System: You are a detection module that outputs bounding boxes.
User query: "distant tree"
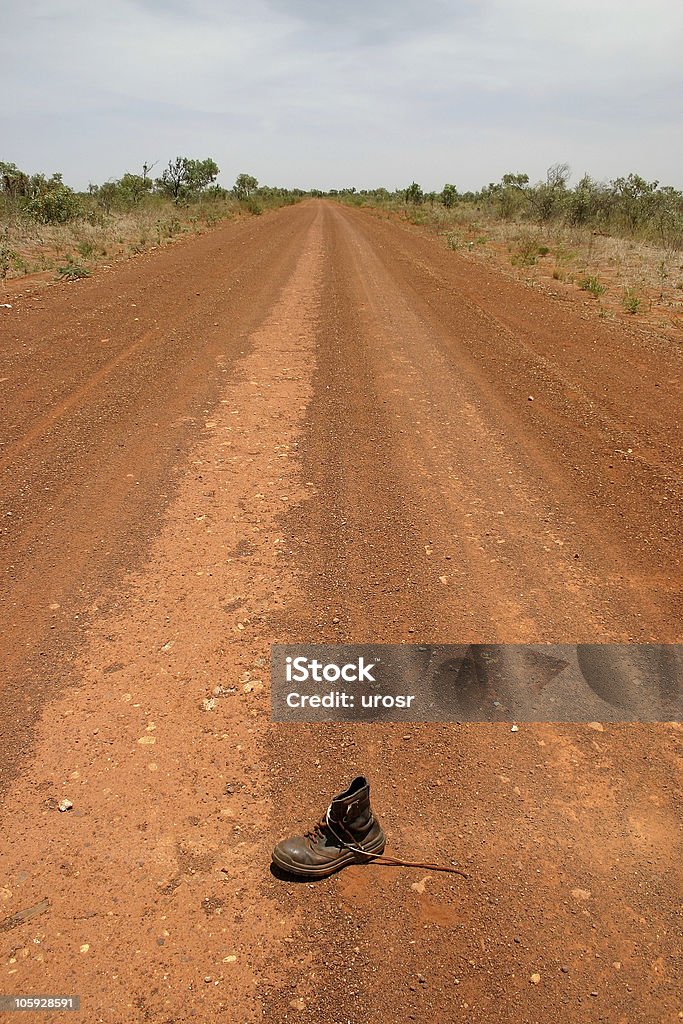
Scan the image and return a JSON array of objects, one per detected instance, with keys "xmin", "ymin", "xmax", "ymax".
[
  {"xmin": 441, "ymin": 183, "xmax": 458, "ymax": 208},
  {"xmin": 405, "ymin": 181, "xmax": 423, "ymax": 204},
  {"xmin": 501, "ymin": 172, "xmax": 530, "ymax": 191},
  {"xmin": 93, "ymin": 180, "xmax": 119, "ymax": 214},
  {"xmin": 118, "ymin": 172, "xmax": 153, "ymax": 205},
  {"xmin": 184, "ymin": 158, "xmax": 219, "ymax": 193},
  {"xmin": 495, "ymin": 172, "xmax": 530, "ymax": 218},
  {"xmin": 234, "ymin": 173, "xmax": 259, "ymax": 200},
  {"xmin": 546, "ymin": 162, "xmax": 570, "ymax": 190},
  {"xmin": 157, "ymin": 158, "xmax": 186, "ymax": 202},
  {"xmin": 156, "ymin": 157, "xmax": 219, "ymax": 203},
  {"xmin": 0, "ymin": 161, "xmax": 31, "ymax": 200},
  {"xmin": 529, "ymin": 163, "xmax": 571, "ymax": 221}
]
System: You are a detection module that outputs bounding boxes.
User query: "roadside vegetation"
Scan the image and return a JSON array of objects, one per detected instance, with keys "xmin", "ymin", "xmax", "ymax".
[
  {"xmin": 0, "ymin": 157, "xmax": 304, "ymax": 284},
  {"xmin": 323, "ymin": 167, "xmax": 683, "ymax": 334}
]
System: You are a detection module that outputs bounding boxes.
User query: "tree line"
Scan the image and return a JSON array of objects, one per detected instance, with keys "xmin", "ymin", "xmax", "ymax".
[
  {"xmin": 0, "ymin": 158, "xmax": 304, "ymax": 224},
  {"xmin": 3, "ymin": 156, "xmax": 682, "ymax": 249},
  {"xmin": 322, "ymin": 165, "xmax": 683, "ymax": 249}
]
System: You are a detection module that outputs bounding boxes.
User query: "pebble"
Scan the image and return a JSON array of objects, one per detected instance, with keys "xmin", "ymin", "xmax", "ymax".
[
  {"xmin": 511, "ymin": 725, "xmax": 519, "ymax": 733},
  {"xmin": 530, "ymin": 973, "xmax": 541, "ymax": 985},
  {"xmin": 58, "ymin": 799, "xmax": 73, "ymax": 812}
]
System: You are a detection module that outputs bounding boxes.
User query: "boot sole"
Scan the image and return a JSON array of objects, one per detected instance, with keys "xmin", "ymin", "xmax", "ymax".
[{"xmin": 271, "ymin": 833, "xmax": 386, "ymax": 879}]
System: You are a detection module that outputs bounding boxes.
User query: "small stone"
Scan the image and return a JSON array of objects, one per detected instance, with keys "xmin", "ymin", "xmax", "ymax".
[
  {"xmin": 289, "ymin": 998, "xmax": 305, "ymax": 1010},
  {"xmin": 511, "ymin": 724, "xmax": 519, "ymax": 732},
  {"xmin": 80, "ymin": 944, "xmax": 90, "ymax": 953},
  {"xmin": 58, "ymin": 799, "xmax": 73, "ymax": 812},
  {"xmin": 204, "ymin": 976, "xmax": 212, "ymax": 984},
  {"xmin": 528, "ymin": 395, "xmax": 534, "ymax": 401},
  {"xmin": 530, "ymin": 973, "xmax": 541, "ymax": 985},
  {"xmin": 561, "ymin": 965, "xmax": 570, "ymax": 974},
  {"xmin": 223, "ymin": 955, "xmax": 237, "ymax": 963},
  {"xmin": 201, "ymin": 698, "xmax": 217, "ymax": 711}
]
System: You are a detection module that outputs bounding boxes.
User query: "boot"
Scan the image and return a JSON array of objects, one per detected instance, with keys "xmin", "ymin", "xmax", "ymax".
[{"xmin": 271, "ymin": 776, "xmax": 386, "ymax": 878}]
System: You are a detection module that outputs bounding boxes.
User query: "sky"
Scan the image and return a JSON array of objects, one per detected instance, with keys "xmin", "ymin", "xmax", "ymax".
[{"xmin": 2, "ymin": 0, "xmax": 683, "ymax": 192}]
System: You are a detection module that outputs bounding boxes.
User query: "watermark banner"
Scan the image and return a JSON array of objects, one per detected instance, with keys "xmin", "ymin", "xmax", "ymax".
[{"xmin": 271, "ymin": 644, "xmax": 682, "ymax": 722}]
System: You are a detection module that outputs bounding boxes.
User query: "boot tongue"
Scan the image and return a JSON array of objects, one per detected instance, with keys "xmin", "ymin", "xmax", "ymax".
[{"xmin": 327, "ymin": 800, "xmax": 346, "ymax": 825}]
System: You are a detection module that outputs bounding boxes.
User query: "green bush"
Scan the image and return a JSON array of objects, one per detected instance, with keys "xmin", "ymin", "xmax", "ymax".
[
  {"xmin": 244, "ymin": 197, "xmax": 263, "ymax": 215},
  {"xmin": 622, "ymin": 287, "xmax": 641, "ymax": 314},
  {"xmin": 58, "ymin": 262, "xmax": 90, "ymax": 280},
  {"xmin": 27, "ymin": 185, "xmax": 80, "ymax": 224},
  {"xmin": 578, "ymin": 275, "xmax": 606, "ymax": 297}
]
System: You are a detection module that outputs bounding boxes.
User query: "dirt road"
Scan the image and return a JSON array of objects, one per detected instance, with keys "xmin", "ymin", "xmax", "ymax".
[{"xmin": 0, "ymin": 201, "xmax": 680, "ymax": 1023}]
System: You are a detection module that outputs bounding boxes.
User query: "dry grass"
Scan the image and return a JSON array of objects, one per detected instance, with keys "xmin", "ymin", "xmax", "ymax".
[
  {"xmin": 368, "ymin": 201, "xmax": 683, "ymax": 341},
  {"xmin": 0, "ymin": 197, "xmax": 246, "ymax": 285}
]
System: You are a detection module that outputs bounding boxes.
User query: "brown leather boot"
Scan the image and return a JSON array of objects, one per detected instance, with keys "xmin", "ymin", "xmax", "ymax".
[{"xmin": 271, "ymin": 776, "xmax": 386, "ymax": 878}]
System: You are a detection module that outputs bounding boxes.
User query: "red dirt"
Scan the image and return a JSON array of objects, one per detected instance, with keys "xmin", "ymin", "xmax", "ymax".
[{"xmin": 0, "ymin": 201, "xmax": 680, "ymax": 1024}]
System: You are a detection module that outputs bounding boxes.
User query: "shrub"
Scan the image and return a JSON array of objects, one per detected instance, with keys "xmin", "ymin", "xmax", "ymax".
[
  {"xmin": 1, "ymin": 238, "xmax": 17, "ymax": 280},
  {"xmin": 244, "ymin": 197, "xmax": 263, "ymax": 215},
  {"xmin": 578, "ymin": 275, "xmax": 606, "ymax": 297},
  {"xmin": 512, "ymin": 233, "xmax": 542, "ymax": 266},
  {"xmin": 622, "ymin": 287, "xmax": 641, "ymax": 314},
  {"xmin": 27, "ymin": 184, "xmax": 80, "ymax": 224},
  {"xmin": 58, "ymin": 262, "xmax": 90, "ymax": 280},
  {"xmin": 445, "ymin": 232, "xmax": 459, "ymax": 250},
  {"xmin": 77, "ymin": 240, "xmax": 96, "ymax": 260}
]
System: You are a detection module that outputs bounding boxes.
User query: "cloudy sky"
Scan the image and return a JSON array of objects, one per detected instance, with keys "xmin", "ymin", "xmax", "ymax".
[{"xmin": 2, "ymin": 0, "xmax": 682, "ymax": 192}]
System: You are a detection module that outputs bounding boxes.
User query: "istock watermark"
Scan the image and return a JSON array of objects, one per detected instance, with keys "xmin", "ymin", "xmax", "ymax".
[{"xmin": 271, "ymin": 644, "xmax": 682, "ymax": 723}]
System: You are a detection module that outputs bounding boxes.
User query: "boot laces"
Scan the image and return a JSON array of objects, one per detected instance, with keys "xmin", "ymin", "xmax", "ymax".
[
  {"xmin": 304, "ymin": 811, "xmax": 335, "ymax": 844},
  {"xmin": 324, "ymin": 806, "xmax": 469, "ymax": 878},
  {"xmin": 305, "ymin": 804, "xmax": 349, "ymax": 848}
]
